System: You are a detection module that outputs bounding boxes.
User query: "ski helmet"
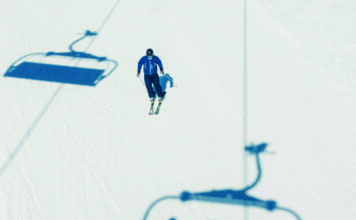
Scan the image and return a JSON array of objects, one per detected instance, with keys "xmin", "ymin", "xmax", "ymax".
[{"xmin": 146, "ymin": 48, "xmax": 154, "ymax": 56}]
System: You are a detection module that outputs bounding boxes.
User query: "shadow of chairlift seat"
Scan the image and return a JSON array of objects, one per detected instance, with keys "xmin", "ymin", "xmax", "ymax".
[
  {"xmin": 143, "ymin": 143, "xmax": 302, "ymax": 220},
  {"xmin": 4, "ymin": 30, "xmax": 118, "ymax": 86},
  {"xmin": 179, "ymin": 143, "xmax": 276, "ymax": 210}
]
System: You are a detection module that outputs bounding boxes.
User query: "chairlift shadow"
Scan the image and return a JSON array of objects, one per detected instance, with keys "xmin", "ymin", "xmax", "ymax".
[
  {"xmin": 143, "ymin": 143, "xmax": 301, "ymax": 220},
  {"xmin": 4, "ymin": 30, "xmax": 118, "ymax": 86}
]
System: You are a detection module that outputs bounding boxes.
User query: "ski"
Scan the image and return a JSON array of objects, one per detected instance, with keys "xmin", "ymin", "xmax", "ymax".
[
  {"xmin": 148, "ymin": 96, "xmax": 157, "ymax": 115},
  {"xmin": 149, "ymin": 102, "xmax": 155, "ymax": 115},
  {"xmin": 154, "ymin": 96, "xmax": 165, "ymax": 114},
  {"xmin": 154, "ymin": 102, "xmax": 162, "ymax": 114}
]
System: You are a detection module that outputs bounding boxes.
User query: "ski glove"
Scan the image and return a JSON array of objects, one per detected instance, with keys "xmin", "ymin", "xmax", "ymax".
[
  {"xmin": 160, "ymin": 68, "xmax": 164, "ymax": 75},
  {"xmin": 137, "ymin": 70, "xmax": 140, "ymax": 77}
]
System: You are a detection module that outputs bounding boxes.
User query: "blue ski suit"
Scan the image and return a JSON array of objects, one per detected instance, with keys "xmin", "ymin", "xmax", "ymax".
[
  {"xmin": 138, "ymin": 55, "xmax": 165, "ymax": 98},
  {"xmin": 138, "ymin": 56, "xmax": 163, "ymax": 75}
]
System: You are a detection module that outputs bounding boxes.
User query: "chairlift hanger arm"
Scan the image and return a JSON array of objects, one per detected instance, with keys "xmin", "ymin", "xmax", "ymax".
[
  {"xmin": 45, "ymin": 30, "xmax": 106, "ymax": 62},
  {"xmin": 241, "ymin": 142, "xmax": 268, "ymax": 191},
  {"xmin": 69, "ymin": 30, "xmax": 97, "ymax": 53}
]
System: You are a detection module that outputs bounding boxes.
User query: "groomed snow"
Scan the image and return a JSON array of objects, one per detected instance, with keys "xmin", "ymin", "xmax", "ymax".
[{"xmin": 0, "ymin": 0, "xmax": 355, "ymax": 219}]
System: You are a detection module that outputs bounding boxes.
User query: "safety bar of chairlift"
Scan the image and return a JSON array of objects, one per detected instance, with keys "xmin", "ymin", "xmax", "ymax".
[{"xmin": 93, "ymin": 58, "xmax": 118, "ymax": 84}]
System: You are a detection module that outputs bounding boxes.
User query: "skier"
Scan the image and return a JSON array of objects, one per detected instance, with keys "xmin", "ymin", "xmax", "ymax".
[
  {"xmin": 137, "ymin": 48, "xmax": 166, "ymax": 114},
  {"xmin": 137, "ymin": 48, "xmax": 166, "ymax": 100}
]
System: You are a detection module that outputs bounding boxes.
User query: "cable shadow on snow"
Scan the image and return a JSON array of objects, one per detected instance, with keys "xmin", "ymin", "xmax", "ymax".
[{"xmin": 0, "ymin": 85, "xmax": 63, "ymax": 177}]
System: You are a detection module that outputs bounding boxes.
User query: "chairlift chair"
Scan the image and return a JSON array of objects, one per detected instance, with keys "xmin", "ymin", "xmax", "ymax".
[{"xmin": 4, "ymin": 30, "xmax": 118, "ymax": 86}]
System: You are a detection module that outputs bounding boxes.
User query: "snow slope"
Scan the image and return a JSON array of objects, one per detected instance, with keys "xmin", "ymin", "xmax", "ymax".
[{"xmin": 0, "ymin": 0, "xmax": 355, "ymax": 219}]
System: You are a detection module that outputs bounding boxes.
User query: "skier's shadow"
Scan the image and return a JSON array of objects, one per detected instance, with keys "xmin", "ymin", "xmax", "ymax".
[{"xmin": 153, "ymin": 73, "xmax": 174, "ymax": 94}]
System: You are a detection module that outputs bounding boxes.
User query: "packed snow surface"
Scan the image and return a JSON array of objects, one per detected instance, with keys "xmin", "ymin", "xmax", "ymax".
[{"xmin": 0, "ymin": 0, "xmax": 355, "ymax": 219}]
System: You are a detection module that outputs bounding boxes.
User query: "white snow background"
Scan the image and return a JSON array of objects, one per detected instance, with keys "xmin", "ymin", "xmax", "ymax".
[{"xmin": 0, "ymin": 0, "xmax": 355, "ymax": 219}]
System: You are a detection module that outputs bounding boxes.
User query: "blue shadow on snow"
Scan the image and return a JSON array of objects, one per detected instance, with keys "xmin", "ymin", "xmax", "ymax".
[
  {"xmin": 4, "ymin": 30, "xmax": 118, "ymax": 86},
  {"xmin": 153, "ymin": 73, "xmax": 174, "ymax": 93},
  {"xmin": 143, "ymin": 143, "xmax": 302, "ymax": 220}
]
